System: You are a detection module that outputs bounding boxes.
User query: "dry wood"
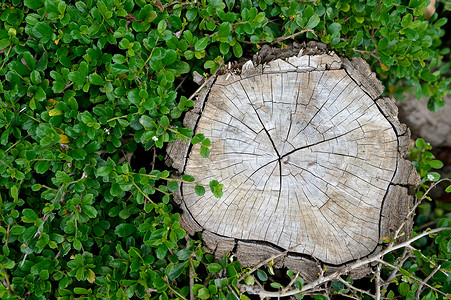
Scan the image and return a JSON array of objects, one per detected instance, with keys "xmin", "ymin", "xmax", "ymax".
[{"xmin": 166, "ymin": 44, "xmax": 419, "ymax": 277}]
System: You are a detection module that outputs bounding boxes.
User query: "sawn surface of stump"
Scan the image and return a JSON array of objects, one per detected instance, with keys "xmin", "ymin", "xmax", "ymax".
[{"xmin": 166, "ymin": 46, "xmax": 419, "ymax": 277}]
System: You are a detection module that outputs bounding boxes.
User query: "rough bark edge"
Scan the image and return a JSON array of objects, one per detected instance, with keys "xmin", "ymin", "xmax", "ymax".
[
  {"xmin": 164, "ymin": 78, "xmax": 215, "ymax": 172},
  {"xmin": 166, "ymin": 42, "xmax": 420, "ymax": 278},
  {"xmin": 380, "ymin": 185, "xmax": 415, "ymax": 243}
]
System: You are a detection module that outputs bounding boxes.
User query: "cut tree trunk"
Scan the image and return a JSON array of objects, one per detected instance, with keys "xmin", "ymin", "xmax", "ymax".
[{"xmin": 166, "ymin": 44, "xmax": 420, "ymax": 280}]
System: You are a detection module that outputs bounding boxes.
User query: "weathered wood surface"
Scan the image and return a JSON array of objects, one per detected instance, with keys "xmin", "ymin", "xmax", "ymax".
[{"xmin": 166, "ymin": 44, "xmax": 419, "ymax": 277}]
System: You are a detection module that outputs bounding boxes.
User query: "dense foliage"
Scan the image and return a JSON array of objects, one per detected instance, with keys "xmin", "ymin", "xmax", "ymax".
[{"xmin": 0, "ymin": 0, "xmax": 450, "ymax": 299}]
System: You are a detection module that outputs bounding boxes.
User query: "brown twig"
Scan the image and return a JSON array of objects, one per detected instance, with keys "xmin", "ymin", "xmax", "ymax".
[
  {"xmin": 271, "ymin": 29, "xmax": 318, "ymax": 45},
  {"xmin": 378, "ymin": 259, "xmax": 449, "ymax": 298},
  {"xmin": 380, "ymin": 247, "xmax": 411, "ymax": 296},
  {"xmin": 375, "ymin": 263, "xmax": 381, "ymax": 300},
  {"xmin": 338, "ymin": 277, "xmax": 375, "ymax": 299},
  {"xmin": 151, "ymin": 147, "xmax": 157, "ymax": 172},
  {"xmin": 187, "ymin": 60, "xmax": 223, "ymax": 101},
  {"xmin": 416, "ymin": 264, "xmax": 442, "ymax": 299},
  {"xmin": 390, "ymin": 178, "xmax": 451, "ymax": 248},
  {"xmin": 245, "ymin": 226, "xmax": 451, "ymax": 298}
]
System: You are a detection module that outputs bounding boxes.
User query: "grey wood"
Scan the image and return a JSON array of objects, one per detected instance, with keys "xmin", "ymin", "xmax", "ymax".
[{"xmin": 166, "ymin": 46, "xmax": 419, "ymax": 276}]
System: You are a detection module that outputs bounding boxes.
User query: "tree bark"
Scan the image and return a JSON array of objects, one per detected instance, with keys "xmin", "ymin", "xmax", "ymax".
[{"xmin": 166, "ymin": 44, "xmax": 419, "ymax": 279}]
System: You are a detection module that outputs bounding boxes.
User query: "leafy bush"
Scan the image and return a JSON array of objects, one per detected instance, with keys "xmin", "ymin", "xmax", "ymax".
[{"xmin": 0, "ymin": 0, "xmax": 450, "ymax": 299}]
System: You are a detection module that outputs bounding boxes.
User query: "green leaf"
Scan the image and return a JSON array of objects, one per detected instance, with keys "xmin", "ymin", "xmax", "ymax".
[
  {"xmin": 168, "ymin": 15, "xmax": 182, "ymax": 30},
  {"xmin": 0, "ymin": 38, "xmax": 10, "ymax": 51},
  {"xmin": 445, "ymin": 185, "xmax": 451, "ymax": 193},
  {"xmin": 35, "ymin": 160, "xmax": 51, "ymax": 174},
  {"xmin": 429, "ymin": 160, "xmax": 443, "ymax": 169},
  {"xmin": 74, "ymin": 287, "xmax": 91, "ymax": 295},
  {"xmin": 233, "ymin": 42, "xmax": 243, "ymax": 58},
  {"xmin": 200, "ymin": 146, "xmax": 210, "ymax": 158},
  {"xmin": 306, "ymin": 14, "xmax": 320, "ymax": 29},
  {"xmin": 256, "ymin": 270, "xmax": 268, "ymax": 281},
  {"xmin": 112, "ymin": 64, "xmax": 129, "ymax": 75},
  {"xmin": 55, "ymin": 171, "xmax": 71, "ymax": 183},
  {"xmin": 197, "ymin": 287, "xmax": 210, "ymax": 299},
  {"xmin": 115, "ymin": 223, "xmax": 136, "ymax": 237},
  {"xmin": 156, "ymin": 244, "xmax": 168, "ymax": 259},
  {"xmin": 89, "ymin": 73, "xmax": 104, "ymax": 85},
  {"xmin": 23, "ymin": 52, "xmax": 36, "ymax": 70},
  {"xmin": 421, "ymin": 290, "xmax": 436, "ymax": 300},
  {"xmin": 377, "ymin": 38, "xmax": 389, "ymax": 51},
  {"xmin": 218, "ymin": 22, "xmax": 232, "ymax": 37},
  {"xmin": 270, "ymin": 282, "xmax": 282, "ymax": 289},
  {"xmin": 39, "ymin": 269, "xmax": 49, "ymax": 280},
  {"xmin": 140, "ymin": 115, "xmax": 153, "ymax": 128},
  {"xmin": 11, "ymin": 185, "xmax": 18, "ymax": 201},
  {"xmin": 192, "ymin": 133, "xmax": 205, "ymax": 144},
  {"xmin": 82, "ymin": 205, "xmax": 98, "ymax": 218},
  {"xmin": 415, "ymin": 138, "xmax": 427, "ymax": 150},
  {"xmin": 328, "ymin": 22, "xmax": 341, "ymax": 34},
  {"xmin": 195, "ymin": 37, "xmax": 209, "ymax": 51},
  {"xmin": 167, "ymin": 262, "xmax": 186, "ymax": 280},
  {"xmin": 398, "ymin": 282, "xmax": 410, "ymax": 296},
  {"xmin": 182, "ymin": 174, "xmax": 195, "ymax": 182},
  {"xmin": 207, "ymin": 263, "xmax": 223, "ymax": 273},
  {"xmin": 69, "ymin": 71, "xmax": 86, "ymax": 85},
  {"xmin": 195, "ymin": 185, "xmax": 205, "ymax": 196},
  {"xmin": 168, "ymin": 181, "xmax": 179, "ymax": 192},
  {"xmin": 10, "ymin": 225, "xmax": 26, "ymax": 235},
  {"xmin": 22, "ymin": 209, "xmax": 38, "ymax": 222},
  {"xmin": 426, "ymin": 172, "xmax": 440, "ymax": 181},
  {"xmin": 209, "ymin": 180, "xmax": 223, "ymax": 198},
  {"xmin": 420, "ymin": 69, "xmax": 438, "ymax": 82},
  {"xmin": 24, "ymin": 0, "xmax": 44, "ymax": 9},
  {"xmin": 32, "ymin": 22, "xmax": 53, "ymax": 43},
  {"xmin": 97, "ymin": 166, "xmax": 113, "ymax": 177},
  {"xmin": 244, "ymin": 275, "xmax": 255, "ymax": 285},
  {"xmin": 160, "ymin": 115, "xmax": 169, "ymax": 127}
]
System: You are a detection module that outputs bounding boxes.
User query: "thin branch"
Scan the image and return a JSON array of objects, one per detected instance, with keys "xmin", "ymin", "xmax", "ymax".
[
  {"xmin": 338, "ymin": 277, "xmax": 375, "ymax": 299},
  {"xmin": 271, "ymin": 29, "xmax": 318, "ymax": 45},
  {"xmin": 281, "ymin": 272, "xmax": 300, "ymax": 294},
  {"xmin": 227, "ymin": 285, "xmax": 240, "ymax": 300},
  {"xmin": 416, "ymin": 264, "xmax": 442, "ymax": 299},
  {"xmin": 380, "ymin": 247, "xmax": 411, "ymax": 296},
  {"xmin": 187, "ymin": 59, "xmax": 223, "ymax": 101},
  {"xmin": 391, "ymin": 178, "xmax": 451, "ymax": 247},
  {"xmin": 238, "ymin": 243, "xmax": 309, "ymax": 283},
  {"xmin": 378, "ymin": 259, "xmax": 449, "ymax": 298},
  {"xmin": 375, "ymin": 263, "xmax": 381, "ymax": 300},
  {"xmin": 247, "ymin": 227, "xmax": 451, "ymax": 298}
]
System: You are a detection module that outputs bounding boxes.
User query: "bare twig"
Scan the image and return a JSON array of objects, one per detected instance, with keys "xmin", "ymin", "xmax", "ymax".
[
  {"xmin": 227, "ymin": 285, "xmax": 240, "ymax": 300},
  {"xmin": 151, "ymin": 147, "xmax": 157, "ymax": 172},
  {"xmin": 244, "ymin": 226, "xmax": 451, "ymax": 298},
  {"xmin": 271, "ymin": 29, "xmax": 318, "ymax": 45},
  {"xmin": 380, "ymin": 247, "xmax": 411, "ymax": 296},
  {"xmin": 375, "ymin": 263, "xmax": 381, "ymax": 300},
  {"xmin": 187, "ymin": 60, "xmax": 223, "ymax": 101},
  {"xmin": 390, "ymin": 178, "xmax": 451, "ymax": 248},
  {"xmin": 378, "ymin": 260, "xmax": 449, "ymax": 298},
  {"xmin": 338, "ymin": 277, "xmax": 375, "ymax": 299},
  {"xmin": 281, "ymin": 272, "xmax": 300, "ymax": 294},
  {"xmin": 238, "ymin": 243, "xmax": 310, "ymax": 283},
  {"xmin": 416, "ymin": 264, "xmax": 442, "ymax": 299},
  {"xmin": 175, "ymin": 74, "xmax": 189, "ymax": 92}
]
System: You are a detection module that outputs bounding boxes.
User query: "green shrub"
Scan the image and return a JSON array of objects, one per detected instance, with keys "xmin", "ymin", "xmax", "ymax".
[{"xmin": 0, "ymin": 0, "xmax": 450, "ymax": 299}]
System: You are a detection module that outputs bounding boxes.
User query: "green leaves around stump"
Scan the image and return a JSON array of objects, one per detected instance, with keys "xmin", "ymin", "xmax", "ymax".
[{"xmin": 0, "ymin": 0, "xmax": 449, "ymax": 299}]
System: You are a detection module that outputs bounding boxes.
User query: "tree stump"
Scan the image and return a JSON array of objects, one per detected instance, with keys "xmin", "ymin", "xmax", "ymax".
[{"xmin": 166, "ymin": 44, "xmax": 420, "ymax": 280}]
